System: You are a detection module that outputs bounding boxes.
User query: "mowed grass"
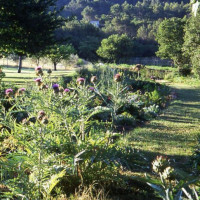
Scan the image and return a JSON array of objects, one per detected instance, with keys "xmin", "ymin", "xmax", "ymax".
[
  {"xmin": 2, "ymin": 66, "xmax": 75, "ymax": 86},
  {"xmin": 126, "ymin": 82, "xmax": 200, "ymax": 168},
  {"xmin": 145, "ymin": 65, "xmax": 178, "ymax": 71}
]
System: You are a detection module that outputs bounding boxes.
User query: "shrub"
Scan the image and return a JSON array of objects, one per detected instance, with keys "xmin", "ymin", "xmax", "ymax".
[
  {"xmin": 76, "ymin": 58, "xmax": 84, "ymax": 66},
  {"xmin": 179, "ymin": 64, "xmax": 192, "ymax": 76}
]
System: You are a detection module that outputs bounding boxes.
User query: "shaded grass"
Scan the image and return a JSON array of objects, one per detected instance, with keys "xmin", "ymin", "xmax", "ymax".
[{"xmin": 126, "ymin": 83, "xmax": 200, "ymax": 169}]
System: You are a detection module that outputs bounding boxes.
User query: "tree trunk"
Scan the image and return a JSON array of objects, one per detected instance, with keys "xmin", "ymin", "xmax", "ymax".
[
  {"xmin": 36, "ymin": 57, "xmax": 40, "ymax": 66},
  {"xmin": 53, "ymin": 62, "xmax": 57, "ymax": 71},
  {"xmin": 18, "ymin": 56, "xmax": 22, "ymax": 73}
]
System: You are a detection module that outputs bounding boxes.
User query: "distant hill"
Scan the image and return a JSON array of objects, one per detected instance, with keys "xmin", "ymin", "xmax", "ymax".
[
  {"xmin": 57, "ymin": 0, "xmax": 190, "ymax": 6},
  {"xmin": 57, "ymin": 0, "xmax": 190, "ymax": 18},
  {"xmin": 56, "ymin": 0, "xmax": 190, "ymax": 60}
]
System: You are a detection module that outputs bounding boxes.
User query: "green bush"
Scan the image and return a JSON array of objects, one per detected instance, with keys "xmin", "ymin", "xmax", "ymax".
[
  {"xmin": 116, "ymin": 112, "xmax": 136, "ymax": 127},
  {"xmin": 76, "ymin": 58, "xmax": 84, "ymax": 66},
  {"xmin": 179, "ymin": 64, "xmax": 192, "ymax": 76}
]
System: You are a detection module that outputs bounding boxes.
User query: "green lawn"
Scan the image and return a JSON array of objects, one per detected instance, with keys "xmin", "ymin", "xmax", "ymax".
[
  {"xmin": 2, "ymin": 66, "xmax": 75, "ymax": 86},
  {"xmin": 145, "ymin": 65, "xmax": 177, "ymax": 71},
  {"xmin": 126, "ymin": 82, "xmax": 200, "ymax": 169}
]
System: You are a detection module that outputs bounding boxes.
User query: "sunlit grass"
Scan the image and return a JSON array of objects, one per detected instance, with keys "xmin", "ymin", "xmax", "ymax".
[
  {"xmin": 145, "ymin": 65, "xmax": 177, "ymax": 71},
  {"xmin": 2, "ymin": 66, "xmax": 75, "ymax": 86},
  {"xmin": 127, "ymin": 83, "xmax": 200, "ymax": 163}
]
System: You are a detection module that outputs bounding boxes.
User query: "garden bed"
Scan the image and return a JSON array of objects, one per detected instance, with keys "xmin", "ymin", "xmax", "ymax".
[{"xmin": 0, "ymin": 65, "xmax": 183, "ymax": 199}]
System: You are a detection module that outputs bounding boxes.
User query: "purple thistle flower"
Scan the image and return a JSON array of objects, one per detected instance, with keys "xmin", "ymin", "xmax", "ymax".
[
  {"xmin": 35, "ymin": 66, "xmax": 42, "ymax": 71},
  {"xmin": 52, "ymin": 84, "xmax": 59, "ymax": 89},
  {"xmin": 35, "ymin": 78, "xmax": 42, "ymax": 82},
  {"xmin": 64, "ymin": 88, "xmax": 70, "ymax": 93},
  {"xmin": 19, "ymin": 88, "xmax": 26, "ymax": 92},
  {"xmin": 76, "ymin": 77, "xmax": 85, "ymax": 85},
  {"xmin": 89, "ymin": 87, "xmax": 94, "ymax": 91},
  {"xmin": 77, "ymin": 77, "xmax": 85, "ymax": 82},
  {"xmin": 5, "ymin": 88, "xmax": 13, "ymax": 95}
]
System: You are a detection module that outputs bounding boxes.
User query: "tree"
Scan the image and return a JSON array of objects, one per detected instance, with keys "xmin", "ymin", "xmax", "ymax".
[
  {"xmin": 137, "ymin": 25, "xmax": 149, "ymax": 40},
  {"xmin": 122, "ymin": 1, "xmax": 133, "ymax": 16},
  {"xmin": 0, "ymin": 0, "xmax": 62, "ymax": 73},
  {"xmin": 46, "ymin": 44, "xmax": 75, "ymax": 71},
  {"xmin": 96, "ymin": 34, "xmax": 133, "ymax": 63},
  {"xmin": 81, "ymin": 6, "xmax": 95, "ymax": 21},
  {"xmin": 78, "ymin": 36, "xmax": 101, "ymax": 61},
  {"xmin": 110, "ymin": 4, "xmax": 121, "ymax": 16},
  {"xmin": 183, "ymin": 14, "xmax": 200, "ymax": 76},
  {"xmin": 156, "ymin": 17, "xmax": 186, "ymax": 66},
  {"xmin": 103, "ymin": 16, "xmax": 137, "ymax": 37},
  {"xmin": 57, "ymin": 19, "xmax": 104, "ymax": 61}
]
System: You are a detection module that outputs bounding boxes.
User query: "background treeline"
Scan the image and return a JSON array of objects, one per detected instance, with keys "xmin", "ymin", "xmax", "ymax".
[{"xmin": 55, "ymin": 0, "xmax": 190, "ymax": 61}]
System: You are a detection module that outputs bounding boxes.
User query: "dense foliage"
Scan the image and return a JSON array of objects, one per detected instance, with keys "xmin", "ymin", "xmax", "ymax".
[
  {"xmin": 156, "ymin": 17, "xmax": 186, "ymax": 66},
  {"xmin": 0, "ymin": 0, "xmax": 64, "ymax": 73},
  {"xmin": 96, "ymin": 34, "xmax": 134, "ymax": 63},
  {"xmin": 0, "ymin": 0, "xmax": 196, "ymax": 70},
  {"xmin": 0, "ymin": 0, "xmax": 200, "ymax": 198},
  {"xmin": 156, "ymin": 12, "xmax": 200, "ymax": 76},
  {"xmin": 55, "ymin": 0, "xmax": 190, "ymax": 62},
  {"xmin": 183, "ymin": 14, "xmax": 200, "ymax": 77}
]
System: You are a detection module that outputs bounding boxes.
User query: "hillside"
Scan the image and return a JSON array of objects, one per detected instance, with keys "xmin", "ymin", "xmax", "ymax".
[
  {"xmin": 57, "ymin": 0, "xmax": 190, "ymax": 18},
  {"xmin": 55, "ymin": 0, "xmax": 190, "ymax": 62},
  {"xmin": 57, "ymin": 0, "xmax": 190, "ymax": 7}
]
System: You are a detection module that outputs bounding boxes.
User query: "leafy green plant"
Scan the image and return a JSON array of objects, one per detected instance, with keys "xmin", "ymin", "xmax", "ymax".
[
  {"xmin": 132, "ymin": 156, "xmax": 200, "ymax": 200},
  {"xmin": 76, "ymin": 58, "xmax": 84, "ymax": 66},
  {"xmin": 193, "ymin": 137, "xmax": 200, "ymax": 174},
  {"xmin": 143, "ymin": 104, "xmax": 160, "ymax": 120}
]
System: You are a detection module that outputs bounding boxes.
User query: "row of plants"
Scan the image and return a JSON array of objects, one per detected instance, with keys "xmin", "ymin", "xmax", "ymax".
[
  {"xmin": 108, "ymin": 63, "xmax": 175, "ymax": 82},
  {"xmin": 1, "ymin": 65, "xmax": 195, "ymax": 199},
  {"xmin": 109, "ymin": 63, "xmax": 200, "ymax": 84}
]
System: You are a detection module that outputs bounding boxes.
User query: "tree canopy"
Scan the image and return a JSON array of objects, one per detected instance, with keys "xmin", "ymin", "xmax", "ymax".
[
  {"xmin": 183, "ymin": 14, "xmax": 200, "ymax": 76},
  {"xmin": 0, "ymin": 0, "xmax": 193, "ymax": 65},
  {"xmin": 0, "ymin": 0, "xmax": 63, "ymax": 72},
  {"xmin": 96, "ymin": 34, "xmax": 134, "ymax": 63},
  {"xmin": 46, "ymin": 44, "xmax": 75, "ymax": 71},
  {"xmin": 56, "ymin": 0, "xmax": 189, "ymax": 61},
  {"xmin": 156, "ymin": 17, "xmax": 185, "ymax": 66}
]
